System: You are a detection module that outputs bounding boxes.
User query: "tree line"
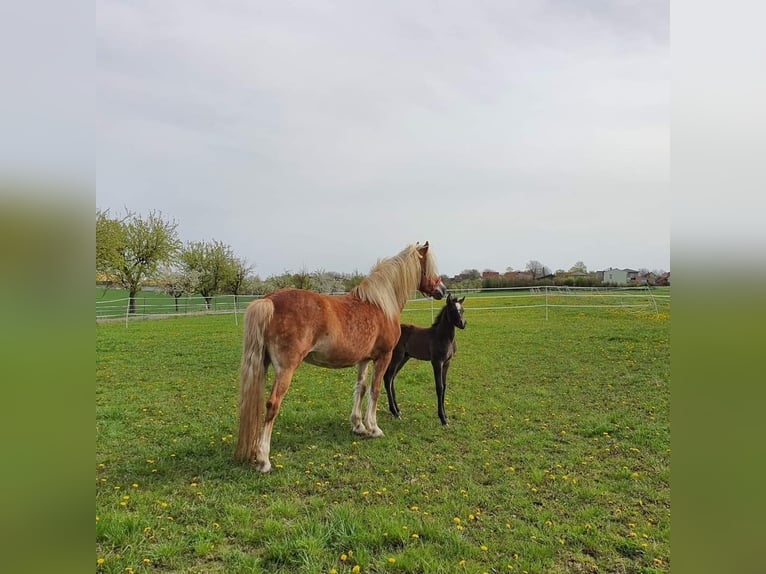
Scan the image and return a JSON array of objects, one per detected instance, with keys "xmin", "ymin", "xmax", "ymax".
[
  {"xmin": 96, "ymin": 209, "xmax": 367, "ymax": 313},
  {"xmin": 97, "ymin": 209, "xmax": 667, "ymax": 314}
]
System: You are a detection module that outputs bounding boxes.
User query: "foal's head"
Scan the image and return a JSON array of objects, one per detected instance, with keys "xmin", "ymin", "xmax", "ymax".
[{"xmin": 444, "ymin": 293, "xmax": 467, "ymax": 329}]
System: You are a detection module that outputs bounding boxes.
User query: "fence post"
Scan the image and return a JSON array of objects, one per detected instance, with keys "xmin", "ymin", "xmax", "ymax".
[{"xmin": 545, "ymin": 286, "xmax": 549, "ymax": 321}]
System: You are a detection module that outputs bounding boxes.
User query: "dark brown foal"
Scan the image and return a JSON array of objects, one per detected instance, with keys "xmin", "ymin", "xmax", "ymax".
[{"xmin": 383, "ymin": 293, "xmax": 466, "ymax": 425}]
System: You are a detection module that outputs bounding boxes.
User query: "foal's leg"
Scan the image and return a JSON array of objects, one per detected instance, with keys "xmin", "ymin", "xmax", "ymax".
[
  {"xmin": 351, "ymin": 361, "xmax": 370, "ymax": 435},
  {"xmin": 432, "ymin": 360, "xmax": 448, "ymax": 425},
  {"xmin": 255, "ymin": 363, "xmax": 296, "ymax": 472},
  {"xmin": 384, "ymin": 354, "xmax": 407, "ymax": 418},
  {"xmin": 440, "ymin": 359, "xmax": 451, "ymax": 425},
  {"xmin": 364, "ymin": 353, "xmax": 392, "ymax": 438}
]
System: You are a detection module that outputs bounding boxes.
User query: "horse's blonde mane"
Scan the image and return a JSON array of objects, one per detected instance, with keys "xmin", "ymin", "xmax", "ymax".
[{"xmin": 351, "ymin": 244, "xmax": 438, "ymax": 321}]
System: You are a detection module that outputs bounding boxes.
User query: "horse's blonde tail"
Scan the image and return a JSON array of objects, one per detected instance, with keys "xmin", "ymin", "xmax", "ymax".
[{"xmin": 235, "ymin": 299, "xmax": 274, "ymax": 463}]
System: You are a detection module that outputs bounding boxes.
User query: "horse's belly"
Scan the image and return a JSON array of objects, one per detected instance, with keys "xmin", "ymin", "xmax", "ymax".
[
  {"xmin": 304, "ymin": 351, "xmax": 359, "ymax": 369},
  {"xmin": 304, "ymin": 337, "xmax": 372, "ymax": 369}
]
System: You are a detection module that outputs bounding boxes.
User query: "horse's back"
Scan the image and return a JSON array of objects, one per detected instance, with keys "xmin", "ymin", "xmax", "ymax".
[{"xmin": 265, "ymin": 288, "xmax": 398, "ymax": 367}]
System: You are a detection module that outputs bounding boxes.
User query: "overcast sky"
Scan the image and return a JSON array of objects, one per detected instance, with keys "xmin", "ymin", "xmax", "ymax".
[{"xmin": 97, "ymin": 0, "xmax": 669, "ymax": 278}]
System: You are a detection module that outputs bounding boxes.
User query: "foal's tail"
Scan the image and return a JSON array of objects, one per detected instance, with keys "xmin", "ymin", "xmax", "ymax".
[{"xmin": 235, "ymin": 299, "xmax": 274, "ymax": 463}]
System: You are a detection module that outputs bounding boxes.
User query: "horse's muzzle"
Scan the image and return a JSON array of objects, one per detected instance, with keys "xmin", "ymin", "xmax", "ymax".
[{"xmin": 431, "ymin": 282, "xmax": 447, "ymax": 300}]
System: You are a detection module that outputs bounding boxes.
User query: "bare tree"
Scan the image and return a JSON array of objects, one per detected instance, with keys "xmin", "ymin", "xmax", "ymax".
[{"xmin": 525, "ymin": 260, "xmax": 550, "ymax": 279}]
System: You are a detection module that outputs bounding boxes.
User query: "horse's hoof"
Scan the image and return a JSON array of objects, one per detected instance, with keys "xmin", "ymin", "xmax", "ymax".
[
  {"xmin": 254, "ymin": 460, "xmax": 272, "ymax": 473},
  {"xmin": 369, "ymin": 427, "xmax": 384, "ymax": 438},
  {"xmin": 352, "ymin": 425, "xmax": 369, "ymax": 436}
]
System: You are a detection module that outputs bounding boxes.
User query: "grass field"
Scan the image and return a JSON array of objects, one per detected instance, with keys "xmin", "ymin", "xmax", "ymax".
[{"xmin": 96, "ymin": 295, "xmax": 670, "ymax": 573}]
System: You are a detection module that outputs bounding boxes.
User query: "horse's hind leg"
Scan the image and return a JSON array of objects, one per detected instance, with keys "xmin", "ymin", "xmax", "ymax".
[
  {"xmin": 385, "ymin": 356, "xmax": 408, "ymax": 418},
  {"xmin": 433, "ymin": 360, "xmax": 448, "ymax": 425},
  {"xmin": 256, "ymin": 364, "xmax": 296, "ymax": 472},
  {"xmin": 351, "ymin": 361, "xmax": 370, "ymax": 435}
]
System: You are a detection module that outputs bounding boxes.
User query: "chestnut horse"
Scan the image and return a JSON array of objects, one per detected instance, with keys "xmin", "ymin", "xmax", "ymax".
[{"xmin": 235, "ymin": 242, "xmax": 446, "ymax": 472}]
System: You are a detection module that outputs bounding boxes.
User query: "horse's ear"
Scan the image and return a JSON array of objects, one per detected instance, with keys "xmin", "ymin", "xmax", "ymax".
[
  {"xmin": 459, "ymin": 296, "xmax": 465, "ymax": 303},
  {"xmin": 447, "ymin": 292, "xmax": 453, "ymax": 302},
  {"xmin": 416, "ymin": 241, "xmax": 429, "ymax": 259}
]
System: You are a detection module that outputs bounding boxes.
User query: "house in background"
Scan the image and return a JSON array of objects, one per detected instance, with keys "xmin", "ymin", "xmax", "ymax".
[
  {"xmin": 655, "ymin": 272, "xmax": 671, "ymax": 286},
  {"xmin": 601, "ymin": 268, "xmax": 639, "ymax": 285}
]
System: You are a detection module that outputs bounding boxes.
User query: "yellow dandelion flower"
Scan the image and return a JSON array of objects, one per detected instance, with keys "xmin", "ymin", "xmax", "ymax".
[
  {"xmin": 340, "ymin": 553, "xmax": 348, "ymax": 561},
  {"xmin": 459, "ymin": 559, "xmax": 466, "ymax": 566},
  {"xmin": 330, "ymin": 570, "xmax": 337, "ymax": 574},
  {"xmin": 453, "ymin": 517, "xmax": 461, "ymax": 524},
  {"xmin": 348, "ymin": 550, "xmax": 353, "ymax": 557},
  {"xmin": 97, "ymin": 557, "xmax": 105, "ymax": 565},
  {"xmin": 468, "ymin": 514, "xmax": 475, "ymax": 520},
  {"xmin": 410, "ymin": 505, "xmax": 419, "ymax": 511},
  {"xmin": 143, "ymin": 558, "xmax": 151, "ymax": 565},
  {"xmin": 388, "ymin": 557, "xmax": 396, "ymax": 564},
  {"xmin": 352, "ymin": 566, "xmax": 360, "ymax": 573},
  {"xmin": 411, "ymin": 533, "xmax": 419, "ymax": 539},
  {"xmin": 131, "ymin": 483, "xmax": 139, "ymax": 488},
  {"xmin": 362, "ymin": 491, "xmax": 369, "ymax": 496},
  {"xmin": 480, "ymin": 545, "xmax": 488, "ymax": 551}
]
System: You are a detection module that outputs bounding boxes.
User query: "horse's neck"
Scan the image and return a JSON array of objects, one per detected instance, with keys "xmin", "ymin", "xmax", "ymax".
[{"xmin": 434, "ymin": 315, "xmax": 456, "ymax": 340}]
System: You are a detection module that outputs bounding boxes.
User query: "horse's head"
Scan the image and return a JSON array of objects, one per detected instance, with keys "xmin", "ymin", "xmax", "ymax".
[
  {"xmin": 446, "ymin": 293, "xmax": 467, "ymax": 329},
  {"xmin": 416, "ymin": 241, "xmax": 446, "ymax": 300}
]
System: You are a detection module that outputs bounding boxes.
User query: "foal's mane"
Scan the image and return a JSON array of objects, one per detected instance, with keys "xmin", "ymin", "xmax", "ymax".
[
  {"xmin": 431, "ymin": 302, "xmax": 450, "ymax": 327},
  {"xmin": 351, "ymin": 244, "xmax": 438, "ymax": 321}
]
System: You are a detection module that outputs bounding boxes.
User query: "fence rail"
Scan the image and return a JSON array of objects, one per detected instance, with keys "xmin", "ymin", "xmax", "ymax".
[{"xmin": 97, "ymin": 286, "xmax": 669, "ymax": 326}]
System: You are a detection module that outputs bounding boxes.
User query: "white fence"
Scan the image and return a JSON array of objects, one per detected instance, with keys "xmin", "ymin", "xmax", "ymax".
[{"xmin": 97, "ymin": 286, "xmax": 669, "ymax": 326}]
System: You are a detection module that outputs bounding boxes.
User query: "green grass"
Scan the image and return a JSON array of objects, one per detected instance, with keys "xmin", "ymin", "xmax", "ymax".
[{"xmin": 97, "ymin": 297, "xmax": 670, "ymax": 573}]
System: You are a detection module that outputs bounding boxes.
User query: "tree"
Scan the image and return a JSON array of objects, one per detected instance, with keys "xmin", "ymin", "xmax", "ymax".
[
  {"xmin": 181, "ymin": 240, "xmax": 238, "ymax": 309},
  {"xmin": 525, "ymin": 260, "xmax": 550, "ymax": 279},
  {"xmin": 96, "ymin": 209, "xmax": 181, "ymax": 313},
  {"xmin": 159, "ymin": 266, "xmax": 200, "ymax": 312},
  {"xmin": 226, "ymin": 257, "xmax": 253, "ymax": 304},
  {"xmin": 291, "ymin": 267, "xmax": 312, "ymax": 290},
  {"xmin": 569, "ymin": 261, "xmax": 588, "ymax": 274}
]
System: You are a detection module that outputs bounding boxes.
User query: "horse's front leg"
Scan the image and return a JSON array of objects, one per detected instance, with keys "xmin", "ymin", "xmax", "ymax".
[
  {"xmin": 364, "ymin": 353, "xmax": 392, "ymax": 438},
  {"xmin": 432, "ymin": 360, "xmax": 448, "ymax": 425},
  {"xmin": 350, "ymin": 361, "xmax": 370, "ymax": 435}
]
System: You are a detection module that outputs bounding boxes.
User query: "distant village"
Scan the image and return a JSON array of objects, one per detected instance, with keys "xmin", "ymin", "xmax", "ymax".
[{"xmin": 445, "ymin": 267, "xmax": 670, "ymax": 290}]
